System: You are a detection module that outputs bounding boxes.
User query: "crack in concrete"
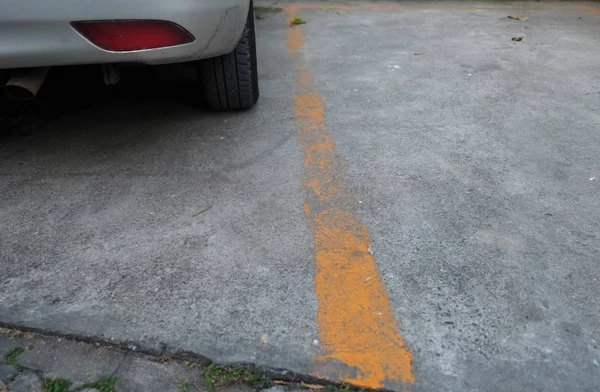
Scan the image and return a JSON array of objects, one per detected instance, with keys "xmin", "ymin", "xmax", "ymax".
[
  {"xmin": 109, "ymin": 352, "xmax": 128, "ymax": 378},
  {"xmin": 0, "ymin": 322, "xmax": 379, "ymax": 391}
]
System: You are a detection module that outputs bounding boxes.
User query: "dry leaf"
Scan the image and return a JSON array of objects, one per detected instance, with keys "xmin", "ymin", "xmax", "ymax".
[
  {"xmin": 336, "ymin": 12, "xmax": 342, "ymax": 15},
  {"xmin": 301, "ymin": 381, "xmax": 325, "ymax": 389},
  {"xmin": 512, "ymin": 37, "xmax": 523, "ymax": 42},
  {"xmin": 508, "ymin": 15, "xmax": 519, "ymax": 20},
  {"xmin": 521, "ymin": 17, "xmax": 529, "ymax": 21}
]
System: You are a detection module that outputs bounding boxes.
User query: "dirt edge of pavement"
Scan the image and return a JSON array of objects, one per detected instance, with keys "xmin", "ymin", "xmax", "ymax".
[{"xmin": 0, "ymin": 322, "xmax": 385, "ymax": 392}]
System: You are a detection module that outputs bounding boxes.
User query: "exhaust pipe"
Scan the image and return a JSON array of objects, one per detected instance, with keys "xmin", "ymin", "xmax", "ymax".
[{"xmin": 4, "ymin": 67, "xmax": 49, "ymax": 100}]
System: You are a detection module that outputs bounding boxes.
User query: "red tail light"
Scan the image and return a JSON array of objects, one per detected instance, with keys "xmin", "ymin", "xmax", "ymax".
[{"xmin": 71, "ymin": 20, "xmax": 194, "ymax": 52}]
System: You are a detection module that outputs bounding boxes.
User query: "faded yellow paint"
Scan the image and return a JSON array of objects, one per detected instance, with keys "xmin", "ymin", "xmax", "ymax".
[
  {"xmin": 296, "ymin": 71, "xmax": 315, "ymax": 89},
  {"xmin": 286, "ymin": 7, "xmax": 414, "ymax": 390},
  {"xmin": 304, "ymin": 203, "xmax": 311, "ymax": 217}
]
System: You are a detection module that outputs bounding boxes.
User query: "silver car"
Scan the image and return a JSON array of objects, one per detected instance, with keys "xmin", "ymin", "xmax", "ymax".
[{"xmin": 0, "ymin": 0, "xmax": 259, "ymax": 110}]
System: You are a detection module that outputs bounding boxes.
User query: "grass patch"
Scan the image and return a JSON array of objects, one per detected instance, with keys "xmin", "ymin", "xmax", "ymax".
[
  {"xmin": 255, "ymin": 6, "xmax": 283, "ymax": 13},
  {"xmin": 43, "ymin": 376, "xmax": 117, "ymax": 392},
  {"xmin": 290, "ymin": 17, "xmax": 307, "ymax": 26},
  {"xmin": 76, "ymin": 376, "xmax": 118, "ymax": 392},
  {"xmin": 177, "ymin": 378, "xmax": 190, "ymax": 392},
  {"xmin": 2, "ymin": 346, "xmax": 25, "ymax": 371},
  {"xmin": 323, "ymin": 384, "xmax": 355, "ymax": 392},
  {"xmin": 42, "ymin": 378, "xmax": 73, "ymax": 392},
  {"xmin": 202, "ymin": 364, "xmax": 269, "ymax": 390}
]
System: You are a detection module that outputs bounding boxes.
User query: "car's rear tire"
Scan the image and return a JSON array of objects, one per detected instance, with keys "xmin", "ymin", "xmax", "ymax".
[{"xmin": 199, "ymin": 2, "xmax": 259, "ymax": 111}]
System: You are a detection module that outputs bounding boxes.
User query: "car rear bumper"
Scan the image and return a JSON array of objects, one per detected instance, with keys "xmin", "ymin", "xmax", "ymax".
[{"xmin": 0, "ymin": 0, "xmax": 250, "ymax": 69}]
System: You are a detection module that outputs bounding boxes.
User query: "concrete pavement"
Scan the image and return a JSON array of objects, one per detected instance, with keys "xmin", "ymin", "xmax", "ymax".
[
  {"xmin": 0, "ymin": 327, "xmax": 307, "ymax": 391},
  {"xmin": 1, "ymin": 2, "xmax": 600, "ymax": 391}
]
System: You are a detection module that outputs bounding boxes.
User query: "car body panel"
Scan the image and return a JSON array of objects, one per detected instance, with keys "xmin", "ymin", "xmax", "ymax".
[{"xmin": 0, "ymin": 0, "xmax": 250, "ymax": 69}]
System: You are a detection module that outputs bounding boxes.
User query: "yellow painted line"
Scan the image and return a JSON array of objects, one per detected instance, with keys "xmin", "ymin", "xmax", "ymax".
[{"xmin": 286, "ymin": 6, "xmax": 414, "ymax": 390}]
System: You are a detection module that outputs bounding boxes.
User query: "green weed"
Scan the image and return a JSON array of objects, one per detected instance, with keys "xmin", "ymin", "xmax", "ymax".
[
  {"xmin": 2, "ymin": 346, "xmax": 25, "ymax": 371},
  {"xmin": 42, "ymin": 375, "xmax": 117, "ymax": 392},
  {"xmin": 42, "ymin": 378, "xmax": 73, "ymax": 392},
  {"xmin": 202, "ymin": 364, "xmax": 268, "ymax": 390},
  {"xmin": 290, "ymin": 17, "xmax": 307, "ymax": 26},
  {"xmin": 76, "ymin": 376, "xmax": 118, "ymax": 392},
  {"xmin": 177, "ymin": 377, "xmax": 190, "ymax": 392}
]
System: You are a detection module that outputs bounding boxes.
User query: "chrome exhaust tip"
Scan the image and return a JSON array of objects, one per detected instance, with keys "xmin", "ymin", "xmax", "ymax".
[{"xmin": 4, "ymin": 67, "xmax": 49, "ymax": 100}]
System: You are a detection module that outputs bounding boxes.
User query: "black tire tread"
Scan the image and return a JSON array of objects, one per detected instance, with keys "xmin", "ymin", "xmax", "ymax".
[{"xmin": 200, "ymin": 2, "xmax": 259, "ymax": 111}]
